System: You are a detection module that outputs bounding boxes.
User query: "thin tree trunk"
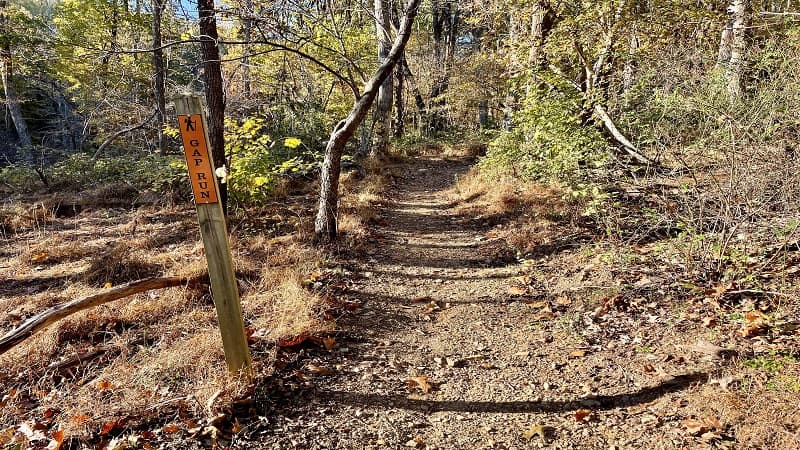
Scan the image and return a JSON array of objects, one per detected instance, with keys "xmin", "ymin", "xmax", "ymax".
[
  {"xmin": 716, "ymin": 22, "xmax": 733, "ymax": 69},
  {"xmin": 401, "ymin": 56, "xmax": 426, "ymax": 117},
  {"xmin": 152, "ymin": 0, "xmax": 167, "ymax": 156},
  {"xmin": 727, "ymin": 0, "xmax": 751, "ymax": 101},
  {"xmin": 394, "ymin": 56, "xmax": 405, "ymax": 137},
  {"xmin": 622, "ymin": 24, "xmax": 639, "ymax": 94},
  {"xmin": 372, "ymin": 0, "xmax": 393, "ymax": 156},
  {"xmin": 315, "ymin": 0, "xmax": 421, "ymax": 243},
  {"xmin": 198, "ymin": 0, "xmax": 228, "ymax": 214},
  {"xmin": 0, "ymin": 0, "xmax": 32, "ymax": 149},
  {"xmin": 243, "ymin": 0, "xmax": 252, "ymax": 99}
]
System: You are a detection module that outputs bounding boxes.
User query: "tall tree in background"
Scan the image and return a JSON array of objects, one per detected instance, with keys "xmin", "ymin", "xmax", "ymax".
[
  {"xmin": 198, "ymin": 0, "xmax": 228, "ymax": 214},
  {"xmin": 726, "ymin": 0, "xmax": 751, "ymax": 101},
  {"xmin": 152, "ymin": 0, "xmax": 167, "ymax": 156},
  {"xmin": 372, "ymin": 0, "xmax": 393, "ymax": 156},
  {"xmin": 315, "ymin": 0, "xmax": 421, "ymax": 243},
  {"xmin": 0, "ymin": 0, "xmax": 33, "ymax": 149}
]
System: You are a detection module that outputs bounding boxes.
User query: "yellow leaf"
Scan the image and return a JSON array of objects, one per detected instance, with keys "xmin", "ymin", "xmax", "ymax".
[
  {"xmin": 284, "ymin": 137, "xmax": 302, "ymax": 149},
  {"xmin": 31, "ymin": 252, "xmax": 48, "ymax": 262},
  {"xmin": 104, "ymin": 282, "xmax": 112, "ymax": 289},
  {"xmin": 522, "ymin": 424, "xmax": 547, "ymax": 441}
]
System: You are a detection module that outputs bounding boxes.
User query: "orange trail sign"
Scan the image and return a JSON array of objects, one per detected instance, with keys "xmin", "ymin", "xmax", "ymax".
[{"xmin": 177, "ymin": 114, "xmax": 219, "ymax": 204}]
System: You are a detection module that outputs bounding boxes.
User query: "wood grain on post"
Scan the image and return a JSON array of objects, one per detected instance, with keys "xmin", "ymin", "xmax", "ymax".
[{"xmin": 174, "ymin": 94, "xmax": 253, "ymax": 376}]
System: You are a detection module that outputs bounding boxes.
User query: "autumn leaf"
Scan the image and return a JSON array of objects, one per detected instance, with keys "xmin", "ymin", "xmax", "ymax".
[
  {"xmin": 162, "ymin": 424, "xmax": 180, "ymax": 434},
  {"xmin": 702, "ymin": 317, "xmax": 717, "ymax": 328},
  {"xmin": 0, "ymin": 428, "xmax": 14, "ymax": 445},
  {"xmin": 103, "ymin": 282, "xmax": 113, "ymax": 289},
  {"xmin": 96, "ymin": 379, "xmax": 114, "ymax": 391},
  {"xmin": 231, "ymin": 419, "xmax": 243, "ymax": 433},
  {"xmin": 508, "ymin": 286, "xmax": 527, "ymax": 296},
  {"xmin": 407, "ymin": 376, "xmax": 432, "ymax": 394},
  {"xmin": 46, "ymin": 430, "xmax": 64, "ymax": 450},
  {"xmin": 740, "ymin": 310, "xmax": 769, "ymax": 337},
  {"xmin": 682, "ymin": 417, "xmax": 722, "ymax": 436},
  {"xmin": 100, "ymin": 420, "xmax": 120, "ymax": 435},
  {"xmin": 30, "ymin": 252, "xmax": 48, "ymax": 262},
  {"xmin": 575, "ymin": 409, "xmax": 593, "ymax": 422},
  {"xmin": 322, "ymin": 336, "xmax": 337, "ymax": 350},
  {"xmin": 569, "ymin": 349, "xmax": 587, "ymax": 358}
]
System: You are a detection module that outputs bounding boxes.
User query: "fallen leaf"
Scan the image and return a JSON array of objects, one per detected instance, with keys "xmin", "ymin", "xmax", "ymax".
[
  {"xmin": 405, "ymin": 436, "xmax": 424, "ymax": 447},
  {"xmin": 277, "ymin": 332, "xmax": 311, "ymax": 348},
  {"xmin": 0, "ymin": 428, "xmax": 14, "ymax": 445},
  {"xmin": 231, "ymin": 419, "xmax": 242, "ymax": 433},
  {"xmin": 533, "ymin": 309, "xmax": 556, "ymax": 321},
  {"xmin": 162, "ymin": 424, "xmax": 180, "ymax": 434},
  {"xmin": 323, "ymin": 336, "xmax": 337, "ymax": 350},
  {"xmin": 407, "ymin": 376, "xmax": 432, "ymax": 394},
  {"xmin": 100, "ymin": 420, "xmax": 121, "ymax": 436},
  {"xmin": 30, "ymin": 252, "xmax": 48, "ymax": 262},
  {"xmin": 569, "ymin": 350, "xmax": 587, "ymax": 358},
  {"xmin": 528, "ymin": 301, "xmax": 548, "ymax": 309},
  {"xmin": 555, "ymin": 296, "xmax": 572, "ymax": 306},
  {"xmin": 508, "ymin": 286, "xmax": 527, "ymax": 296},
  {"xmin": 104, "ymin": 282, "xmax": 113, "ymax": 289},
  {"xmin": 682, "ymin": 416, "xmax": 722, "ymax": 436},
  {"xmin": 741, "ymin": 310, "xmax": 769, "ymax": 337},
  {"xmin": 46, "ymin": 430, "xmax": 64, "ymax": 450},
  {"xmin": 575, "ymin": 409, "xmax": 593, "ymax": 422},
  {"xmin": 682, "ymin": 418, "xmax": 708, "ymax": 435},
  {"xmin": 642, "ymin": 363, "xmax": 655, "ymax": 373},
  {"xmin": 96, "ymin": 379, "xmax": 114, "ymax": 391},
  {"xmin": 522, "ymin": 424, "xmax": 547, "ymax": 441},
  {"xmin": 702, "ymin": 317, "xmax": 717, "ymax": 327}
]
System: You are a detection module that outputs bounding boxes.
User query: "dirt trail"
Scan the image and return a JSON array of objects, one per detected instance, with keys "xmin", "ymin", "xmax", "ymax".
[{"xmin": 251, "ymin": 158, "xmax": 704, "ymax": 449}]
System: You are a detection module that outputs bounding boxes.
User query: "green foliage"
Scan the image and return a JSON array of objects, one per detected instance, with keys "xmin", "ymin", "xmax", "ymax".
[
  {"xmin": 480, "ymin": 82, "xmax": 607, "ymax": 185},
  {"xmin": 225, "ymin": 116, "xmax": 319, "ymax": 204}
]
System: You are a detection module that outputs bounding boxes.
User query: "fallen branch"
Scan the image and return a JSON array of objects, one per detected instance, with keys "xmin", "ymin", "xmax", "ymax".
[
  {"xmin": 0, "ymin": 276, "xmax": 206, "ymax": 356},
  {"xmin": 547, "ymin": 64, "xmax": 657, "ymax": 166},
  {"xmin": 92, "ymin": 110, "xmax": 158, "ymax": 159}
]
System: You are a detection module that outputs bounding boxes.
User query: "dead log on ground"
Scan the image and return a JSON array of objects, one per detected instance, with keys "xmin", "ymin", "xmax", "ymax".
[{"xmin": 0, "ymin": 276, "xmax": 207, "ymax": 356}]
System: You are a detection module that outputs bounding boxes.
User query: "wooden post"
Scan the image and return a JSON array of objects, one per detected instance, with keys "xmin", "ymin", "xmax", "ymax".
[{"xmin": 174, "ymin": 94, "xmax": 252, "ymax": 376}]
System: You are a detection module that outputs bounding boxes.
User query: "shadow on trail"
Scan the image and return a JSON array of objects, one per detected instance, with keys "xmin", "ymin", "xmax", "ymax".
[{"xmin": 317, "ymin": 372, "xmax": 706, "ymax": 414}]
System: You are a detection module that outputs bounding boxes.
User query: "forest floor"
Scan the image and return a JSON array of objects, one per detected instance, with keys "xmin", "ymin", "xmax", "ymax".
[
  {"xmin": 1, "ymin": 153, "xmax": 800, "ymax": 449},
  {"xmin": 241, "ymin": 156, "xmax": 800, "ymax": 449}
]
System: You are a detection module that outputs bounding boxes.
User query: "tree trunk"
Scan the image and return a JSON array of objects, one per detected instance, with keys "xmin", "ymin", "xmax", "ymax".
[
  {"xmin": 198, "ymin": 0, "xmax": 228, "ymax": 214},
  {"xmin": 242, "ymin": 0, "xmax": 252, "ymax": 99},
  {"xmin": 726, "ymin": 0, "xmax": 751, "ymax": 101},
  {"xmin": 372, "ymin": 0, "xmax": 393, "ymax": 156},
  {"xmin": 0, "ymin": 0, "xmax": 32, "ymax": 149},
  {"xmin": 152, "ymin": 0, "xmax": 167, "ymax": 156},
  {"xmin": 394, "ymin": 56, "xmax": 405, "ymax": 137},
  {"xmin": 315, "ymin": 0, "xmax": 421, "ymax": 243},
  {"xmin": 716, "ymin": 22, "xmax": 733, "ymax": 69}
]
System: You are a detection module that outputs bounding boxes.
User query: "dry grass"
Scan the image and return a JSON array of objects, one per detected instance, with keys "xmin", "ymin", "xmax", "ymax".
[
  {"xmin": 449, "ymin": 168, "xmax": 577, "ymax": 254},
  {"xmin": 0, "ymin": 167, "xmax": 386, "ymax": 444}
]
